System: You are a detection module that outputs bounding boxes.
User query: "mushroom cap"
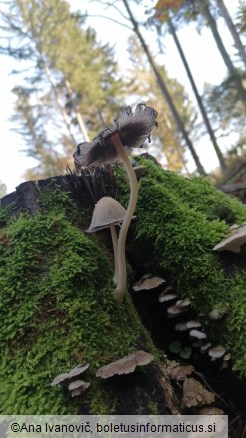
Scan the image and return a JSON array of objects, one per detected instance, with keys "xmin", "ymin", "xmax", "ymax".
[
  {"xmin": 96, "ymin": 350, "xmax": 154, "ymax": 379},
  {"xmin": 73, "ymin": 103, "xmax": 158, "ymax": 167},
  {"xmin": 68, "ymin": 380, "xmax": 90, "ymax": 391},
  {"xmin": 87, "ymin": 197, "xmax": 127, "ymax": 232},
  {"xmin": 159, "ymin": 293, "xmax": 178, "ymax": 303},
  {"xmin": 186, "ymin": 320, "xmax": 202, "ymax": 329},
  {"xmin": 189, "ymin": 329, "xmax": 207, "ymax": 339},
  {"xmin": 51, "ymin": 372, "xmax": 70, "ymax": 387},
  {"xmin": 213, "ymin": 224, "xmax": 246, "ymax": 253},
  {"xmin": 133, "ymin": 274, "xmax": 166, "ymax": 291},
  {"xmin": 208, "ymin": 345, "xmax": 226, "ymax": 359},
  {"xmin": 68, "ymin": 363, "xmax": 90, "ymax": 379}
]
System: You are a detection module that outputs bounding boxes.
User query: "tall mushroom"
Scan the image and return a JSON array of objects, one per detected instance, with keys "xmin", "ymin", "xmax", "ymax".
[
  {"xmin": 73, "ymin": 104, "xmax": 158, "ymax": 300},
  {"xmin": 87, "ymin": 196, "xmax": 128, "ymax": 284}
]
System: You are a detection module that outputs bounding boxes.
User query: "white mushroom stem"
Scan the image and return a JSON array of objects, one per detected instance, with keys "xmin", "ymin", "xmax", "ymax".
[
  {"xmin": 110, "ymin": 133, "xmax": 138, "ymax": 301},
  {"xmin": 109, "ymin": 224, "xmax": 119, "ymax": 284}
]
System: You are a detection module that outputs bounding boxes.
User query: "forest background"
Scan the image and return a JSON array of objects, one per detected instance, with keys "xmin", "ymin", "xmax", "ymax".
[{"xmin": 0, "ymin": 0, "xmax": 245, "ymax": 196}]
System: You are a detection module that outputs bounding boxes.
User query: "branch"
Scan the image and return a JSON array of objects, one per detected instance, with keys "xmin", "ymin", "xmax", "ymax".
[{"xmin": 85, "ymin": 13, "xmax": 132, "ymax": 30}]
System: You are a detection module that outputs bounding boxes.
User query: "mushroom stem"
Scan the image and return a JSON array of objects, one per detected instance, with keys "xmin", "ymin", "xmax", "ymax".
[
  {"xmin": 109, "ymin": 224, "xmax": 119, "ymax": 284},
  {"xmin": 110, "ymin": 133, "xmax": 138, "ymax": 300}
]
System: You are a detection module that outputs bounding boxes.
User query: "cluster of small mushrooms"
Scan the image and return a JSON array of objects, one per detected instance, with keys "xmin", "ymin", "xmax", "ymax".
[
  {"xmin": 51, "ymin": 350, "xmax": 154, "ymax": 397},
  {"xmin": 73, "ymin": 103, "xmax": 158, "ymax": 300},
  {"xmin": 133, "ymin": 274, "xmax": 230, "ymax": 369}
]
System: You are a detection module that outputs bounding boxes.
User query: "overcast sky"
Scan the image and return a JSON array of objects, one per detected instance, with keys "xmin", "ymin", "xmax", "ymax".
[{"xmin": 0, "ymin": 0, "xmax": 243, "ymax": 194}]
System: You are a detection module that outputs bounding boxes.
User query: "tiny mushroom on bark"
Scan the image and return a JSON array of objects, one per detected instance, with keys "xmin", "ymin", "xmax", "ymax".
[
  {"xmin": 68, "ymin": 380, "xmax": 90, "ymax": 397},
  {"xmin": 213, "ymin": 224, "xmax": 246, "ymax": 253},
  {"xmin": 96, "ymin": 350, "xmax": 154, "ymax": 379},
  {"xmin": 189, "ymin": 330, "xmax": 207, "ymax": 340},
  {"xmin": 74, "ymin": 104, "xmax": 158, "ymax": 301},
  {"xmin": 208, "ymin": 345, "xmax": 226, "ymax": 360},
  {"xmin": 87, "ymin": 196, "xmax": 128, "ymax": 284},
  {"xmin": 133, "ymin": 274, "xmax": 166, "ymax": 291}
]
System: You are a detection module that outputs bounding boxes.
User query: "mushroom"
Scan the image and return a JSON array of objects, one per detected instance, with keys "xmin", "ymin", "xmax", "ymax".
[
  {"xmin": 68, "ymin": 380, "xmax": 90, "ymax": 397},
  {"xmin": 133, "ymin": 274, "xmax": 166, "ymax": 291},
  {"xmin": 213, "ymin": 224, "xmax": 246, "ymax": 253},
  {"xmin": 51, "ymin": 373, "xmax": 70, "ymax": 387},
  {"xmin": 208, "ymin": 345, "xmax": 226, "ymax": 360},
  {"xmin": 87, "ymin": 197, "xmax": 128, "ymax": 284},
  {"xmin": 74, "ymin": 104, "xmax": 158, "ymax": 300},
  {"xmin": 186, "ymin": 320, "xmax": 202, "ymax": 329},
  {"xmin": 189, "ymin": 330, "xmax": 207, "ymax": 340},
  {"xmin": 159, "ymin": 293, "xmax": 178, "ymax": 303},
  {"xmin": 95, "ymin": 350, "xmax": 154, "ymax": 379}
]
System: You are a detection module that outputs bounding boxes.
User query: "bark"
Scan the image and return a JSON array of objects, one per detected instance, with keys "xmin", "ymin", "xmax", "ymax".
[
  {"xmin": 122, "ymin": 0, "xmax": 207, "ymax": 176},
  {"xmin": 200, "ymin": 0, "xmax": 246, "ymax": 104},
  {"xmin": 168, "ymin": 17, "xmax": 227, "ymax": 171},
  {"xmin": 216, "ymin": 0, "xmax": 246, "ymax": 69}
]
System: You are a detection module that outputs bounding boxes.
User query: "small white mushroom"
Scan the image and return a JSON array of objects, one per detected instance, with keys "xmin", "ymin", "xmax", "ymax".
[
  {"xmin": 167, "ymin": 304, "xmax": 187, "ymax": 316},
  {"xmin": 208, "ymin": 345, "xmax": 226, "ymax": 359},
  {"xmin": 68, "ymin": 363, "xmax": 90, "ymax": 379},
  {"xmin": 133, "ymin": 275, "xmax": 165, "ymax": 291},
  {"xmin": 159, "ymin": 293, "xmax": 178, "ymax": 303},
  {"xmin": 213, "ymin": 224, "xmax": 246, "ymax": 253},
  {"xmin": 186, "ymin": 321, "xmax": 202, "ymax": 329},
  {"xmin": 175, "ymin": 322, "xmax": 189, "ymax": 332},
  {"xmin": 189, "ymin": 330, "xmax": 207, "ymax": 340},
  {"xmin": 96, "ymin": 350, "xmax": 154, "ymax": 379},
  {"xmin": 175, "ymin": 298, "xmax": 191, "ymax": 307},
  {"xmin": 51, "ymin": 373, "xmax": 70, "ymax": 387},
  {"xmin": 68, "ymin": 380, "xmax": 90, "ymax": 397},
  {"xmin": 87, "ymin": 197, "xmax": 128, "ymax": 285}
]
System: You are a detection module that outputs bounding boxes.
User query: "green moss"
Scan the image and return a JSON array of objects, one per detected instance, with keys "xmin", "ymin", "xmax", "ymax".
[
  {"xmin": 0, "ymin": 185, "xmax": 154, "ymax": 414},
  {"xmin": 116, "ymin": 157, "xmax": 246, "ymax": 378}
]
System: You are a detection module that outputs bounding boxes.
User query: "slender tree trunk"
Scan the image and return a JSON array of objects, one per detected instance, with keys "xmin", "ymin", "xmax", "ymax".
[
  {"xmin": 64, "ymin": 79, "xmax": 90, "ymax": 142},
  {"xmin": 200, "ymin": 0, "xmax": 246, "ymax": 104},
  {"xmin": 43, "ymin": 65, "xmax": 78, "ymax": 147},
  {"xmin": 168, "ymin": 17, "xmax": 227, "ymax": 171},
  {"xmin": 216, "ymin": 0, "xmax": 246, "ymax": 69},
  {"xmin": 122, "ymin": 0, "xmax": 206, "ymax": 176}
]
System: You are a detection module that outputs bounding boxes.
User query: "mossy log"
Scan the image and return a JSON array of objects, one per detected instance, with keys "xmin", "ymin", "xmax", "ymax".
[{"xmin": 0, "ymin": 155, "xmax": 246, "ymax": 416}]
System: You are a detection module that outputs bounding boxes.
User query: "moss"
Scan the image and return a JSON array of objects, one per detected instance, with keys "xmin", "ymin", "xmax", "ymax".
[
  {"xmin": 116, "ymin": 157, "xmax": 246, "ymax": 378},
  {"xmin": 0, "ymin": 184, "xmax": 154, "ymax": 414}
]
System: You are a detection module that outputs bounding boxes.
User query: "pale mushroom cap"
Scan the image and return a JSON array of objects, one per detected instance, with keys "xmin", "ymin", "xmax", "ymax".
[
  {"xmin": 51, "ymin": 373, "xmax": 70, "ymax": 387},
  {"xmin": 96, "ymin": 350, "xmax": 154, "ymax": 379},
  {"xmin": 186, "ymin": 320, "xmax": 202, "ymax": 329},
  {"xmin": 213, "ymin": 224, "xmax": 246, "ymax": 253},
  {"xmin": 159, "ymin": 293, "xmax": 178, "ymax": 303},
  {"xmin": 87, "ymin": 197, "xmax": 127, "ymax": 232},
  {"xmin": 208, "ymin": 345, "xmax": 226, "ymax": 358},
  {"xmin": 68, "ymin": 363, "xmax": 90, "ymax": 379},
  {"xmin": 133, "ymin": 275, "xmax": 166, "ymax": 291},
  {"xmin": 189, "ymin": 329, "xmax": 207, "ymax": 339},
  {"xmin": 68, "ymin": 380, "xmax": 90, "ymax": 391}
]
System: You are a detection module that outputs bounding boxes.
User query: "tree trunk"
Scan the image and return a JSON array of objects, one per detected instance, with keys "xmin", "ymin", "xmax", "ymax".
[
  {"xmin": 168, "ymin": 17, "xmax": 227, "ymax": 171},
  {"xmin": 216, "ymin": 0, "xmax": 246, "ymax": 69},
  {"xmin": 122, "ymin": 0, "xmax": 207, "ymax": 176},
  {"xmin": 200, "ymin": 0, "xmax": 246, "ymax": 104},
  {"xmin": 64, "ymin": 79, "xmax": 90, "ymax": 142},
  {"xmin": 44, "ymin": 64, "xmax": 78, "ymax": 147}
]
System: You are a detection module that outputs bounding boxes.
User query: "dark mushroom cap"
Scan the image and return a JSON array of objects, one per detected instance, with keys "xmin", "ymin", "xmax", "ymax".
[{"xmin": 73, "ymin": 103, "xmax": 158, "ymax": 167}]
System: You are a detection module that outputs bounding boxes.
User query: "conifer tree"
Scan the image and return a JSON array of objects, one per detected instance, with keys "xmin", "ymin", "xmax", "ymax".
[{"xmin": 0, "ymin": 0, "xmax": 124, "ymax": 177}]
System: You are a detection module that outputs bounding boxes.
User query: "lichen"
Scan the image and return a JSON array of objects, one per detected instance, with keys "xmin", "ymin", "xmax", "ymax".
[{"xmin": 0, "ymin": 184, "xmax": 156, "ymax": 414}]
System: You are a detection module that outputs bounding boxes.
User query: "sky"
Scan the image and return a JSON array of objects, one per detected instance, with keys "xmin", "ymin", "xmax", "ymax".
[{"xmin": 0, "ymin": 0, "xmax": 244, "ymax": 194}]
